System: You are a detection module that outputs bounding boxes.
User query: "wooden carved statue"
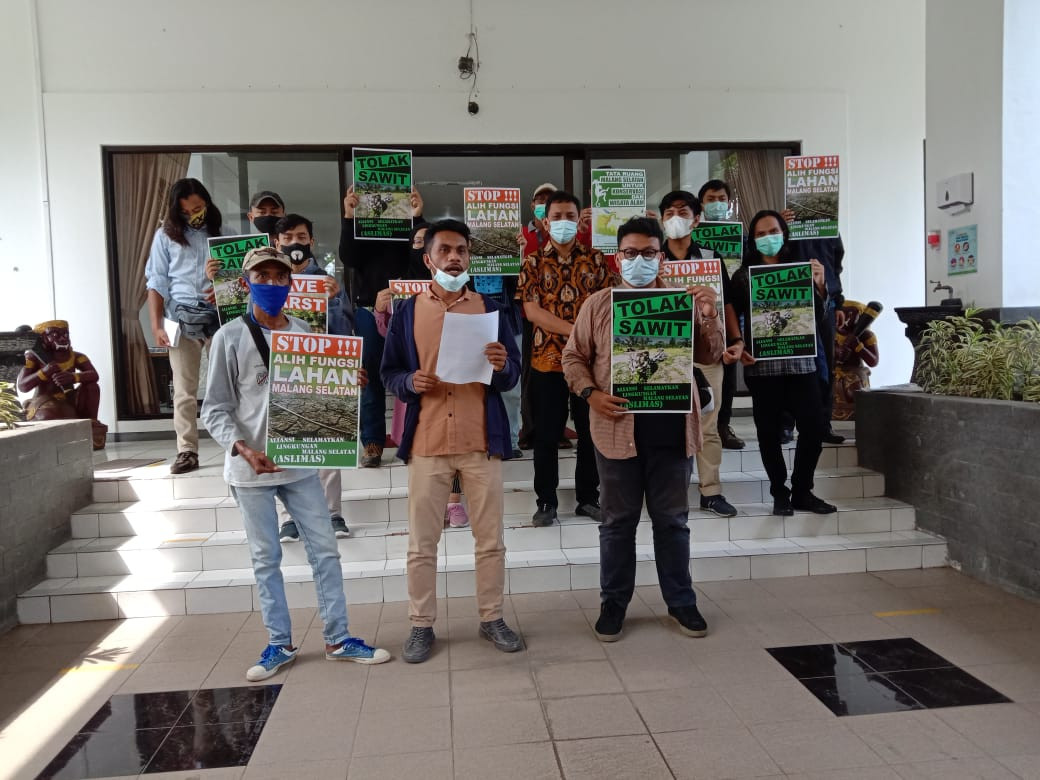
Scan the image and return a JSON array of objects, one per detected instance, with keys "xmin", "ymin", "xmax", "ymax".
[{"xmin": 832, "ymin": 300, "xmax": 882, "ymax": 421}]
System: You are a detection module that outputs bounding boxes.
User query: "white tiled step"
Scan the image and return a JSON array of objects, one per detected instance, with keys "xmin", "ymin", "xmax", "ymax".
[{"xmin": 17, "ymin": 532, "xmax": 948, "ymax": 623}]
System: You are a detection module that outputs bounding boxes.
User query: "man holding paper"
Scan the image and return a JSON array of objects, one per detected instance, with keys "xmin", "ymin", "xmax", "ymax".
[
  {"xmin": 381, "ymin": 219, "xmax": 523, "ymax": 664},
  {"xmin": 562, "ymin": 217, "xmax": 724, "ymax": 642}
]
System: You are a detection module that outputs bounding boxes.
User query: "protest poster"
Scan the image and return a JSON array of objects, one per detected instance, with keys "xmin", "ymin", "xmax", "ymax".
[
  {"xmin": 591, "ymin": 169, "xmax": 646, "ymax": 253},
  {"xmin": 284, "ymin": 274, "xmax": 329, "ymax": 333},
  {"xmin": 464, "ymin": 187, "xmax": 522, "ymax": 275},
  {"xmin": 659, "ymin": 259, "xmax": 725, "ymax": 319},
  {"xmin": 267, "ymin": 333, "xmax": 363, "ymax": 468},
  {"xmin": 611, "ymin": 288, "xmax": 694, "ymax": 413},
  {"xmin": 352, "ymin": 147, "xmax": 413, "ymax": 241},
  {"xmin": 748, "ymin": 262, "xmax": 817, "ymax": 360},
  {"xmin": 947, "ymin": 224, "xmax": 978, "ymax": 276},
  {"xmin": 690, "ymin": 221, "xmax": 744, "ymax": 277},
  {"xmin": 388, "ymin": 279, "xmax": 432, "ymax": 313},
  {"xmin": 209, "ymin": 234, "xmax": 270, "ymax": 325},
  {"xmin": 784, "ymin": 155, "xmax": 840, "ymax": 240}
]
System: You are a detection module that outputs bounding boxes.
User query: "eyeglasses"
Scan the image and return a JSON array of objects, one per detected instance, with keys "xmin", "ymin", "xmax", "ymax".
[{"xmin": 618, "ymin": 248, "xmax": 661, "ymax": 260}]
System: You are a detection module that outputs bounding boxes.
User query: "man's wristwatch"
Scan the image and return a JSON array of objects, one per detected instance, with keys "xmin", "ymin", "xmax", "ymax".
[{"xmin": 580, "ymin": 387, "xmax": 596, "ymax": 400}]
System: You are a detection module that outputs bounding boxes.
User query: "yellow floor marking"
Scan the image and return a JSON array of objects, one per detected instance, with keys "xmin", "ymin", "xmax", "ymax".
[
  {"xmin": 61, "ymin": 663, "xmax": 140, "ymax": 673},
  {"xmin": 162, "ymin": 537, "xmax": 209, "ymax": 544},
  {"xmin": 873, "ymin": 608, "xmax": 941, "ymax": 617}
]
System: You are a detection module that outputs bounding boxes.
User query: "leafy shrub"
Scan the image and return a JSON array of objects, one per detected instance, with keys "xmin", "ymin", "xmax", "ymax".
[{"xmin": 0, "ymin": 381, "xmax": 23, "ymax": 429}]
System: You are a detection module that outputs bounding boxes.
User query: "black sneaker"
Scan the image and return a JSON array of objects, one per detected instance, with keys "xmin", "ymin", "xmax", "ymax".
[
  {"xmin": 575, "ymin": 503, "xmax": 602, "ymax": 522},
  {"xmin": 402, "ymin": 626, "xmax": 435, "ymax": 664},
  {"xmin": 278, "ymin": 521, "xmax": 300, "ymax": 543},
  {"xmin": 822, "ymin": 429, "xmax": 846, "ymax": 444},
  {"xmin": 719, "ymin": 424, "xmax": 745, "ymax": 450},
  {"xmin": 169, "ymin": 451, "xmax": 199, "ymax": 475},
  {"xmin": 478, "ymin": 618, "xmax": 525, "ymax": 653},
  {"xmin": 668, "ymin": 605, "xmax": 708, "ymax": 638},
  {"xmin": 511, "ymin": 448, "xmax": 524, "ymax": 459},
  {"xmin": 532, "ymin": 502, "xmax": 557, "ymax": 527},
  {"xmin": 792, "ymin": 493, "xmax": 838, "ymax": 514},
  {"xmin": 772, "ymin": 496, "xmax": 794, "ymax": 517},
  {"xmin": 780, "ymin": 428, "xmax": 795, "ymax": 445},
  {"xmin": 594, "ymin": 601, "xmax": 626, "ymax": 642},
  {"xmin": 700, "ymin": 494, "xmax": 737, "ymax": 518},
  {"xmin": 330, "ymin": 515, "xmax": 350, "ymax": 538}
]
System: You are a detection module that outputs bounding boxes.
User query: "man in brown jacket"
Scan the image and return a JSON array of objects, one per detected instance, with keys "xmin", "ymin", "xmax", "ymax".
[{"xmin": 562, "ymin": 217, "xmax": 724, "ymax": 642}]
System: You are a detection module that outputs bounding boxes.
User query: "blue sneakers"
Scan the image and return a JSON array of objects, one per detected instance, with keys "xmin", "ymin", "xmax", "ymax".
[
  {"xmin": 246, "ymin": 644, "xmax": 297, "ymax": 681},
  {"xmin": 326, "ymin": 636, "xmax": 391, "ymax": 665}
]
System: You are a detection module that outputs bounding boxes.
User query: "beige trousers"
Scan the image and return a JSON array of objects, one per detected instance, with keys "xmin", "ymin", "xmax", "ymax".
[
  {"xmin": 168, "ymin": 335, "xmax": 205, "ymax": 453},
  {"xmin": 277, "ymin": 469, "xmax": 343, "ymax": 523},
  {"xmin": 694, "ymin": 360, "xmax": 724, "ymax": 496},
  {"xmin": 407, "ymin": 451, "xmax": 504, "ymax": 627}
]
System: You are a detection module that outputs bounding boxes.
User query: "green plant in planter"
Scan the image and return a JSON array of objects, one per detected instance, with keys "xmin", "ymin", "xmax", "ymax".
[
  {"xmin": 0, "ymin": 381, "xmax": 23, "ymax": 429},
  {"xmin": 916, "ymin": 309, "xmax": 1040, "ymax": 402}
]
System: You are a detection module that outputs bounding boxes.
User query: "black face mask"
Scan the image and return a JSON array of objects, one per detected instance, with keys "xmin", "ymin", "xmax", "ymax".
[
  {"xmin": 282, "ymin": 243, "xmax": 313, "ymax": 266},
  {"xmin": 253, "ymin": 215, "xmax": 280, "ymax": 235}
]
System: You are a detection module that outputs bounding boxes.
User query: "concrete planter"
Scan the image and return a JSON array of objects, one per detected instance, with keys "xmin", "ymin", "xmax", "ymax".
[
  {"xmin": 0, "ymin": 419, "xmax": 93, "ymax": 633},
  {"xmin": 856, "ymin": 388, "xmax": 1039, "ymax": 599}
]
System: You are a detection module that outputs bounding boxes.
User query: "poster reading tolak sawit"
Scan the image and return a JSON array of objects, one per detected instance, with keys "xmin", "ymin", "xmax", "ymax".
[
  {"xmin": 209, "ymin": 233, "xmax": 270, "ymax": 325},
  {"xmin": 284, "ymin": 275, "xmax": 329, "ymax": 334},
  {"xmin": 267, "ymin": 333, "xmax": 362, "ymax": 469},
  {"xmin": 611, "ymin": 288, "xmax": 694, "ymax": 413},
  {"xmin": 591, "ymin": 169, "xmax": 646, "ymax": 253},
  {"xmin": 784, "ymin": 155, "xmax": 840, "ymax": 240},
  {"xmin": 388, "ymin": 279, "xmax": 432, "ymax": 313},
  {"xmin": 690, "ymin": 222, "xmax": 744, "ymax": 277},
  {"xmin": 464, "ymin": 187, "xmax": 523, "ymax": 275},
  {"xmin": 748, "ymin": 262, "xmax": 817, "ymax": 360},
  {"xmin": 352, "ymin": 147, "xmax": 412, "ymax": 241},
  {"xmin": 659, "ymin": 259, "xmax": 725, "ymax": 319}
]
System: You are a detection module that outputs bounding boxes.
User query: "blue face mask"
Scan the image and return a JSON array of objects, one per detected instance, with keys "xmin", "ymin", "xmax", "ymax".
[
  {"xmin": 620, "ymin": 257, "xmax": 660, "ymax": 287},
  {"xmin": 549, "ymin": 219, "xmax": 578, "ymax": 244},
  {"xmin": 432, "ymin": 267, "xmax": 470, "ymax": 292},
  {"xmin": 533, "ymin": 204, "xmax": 546, "ymax": 220},
  {"xmin": 702, "ymin": 201, "xmax": 729, "ymax": 221},
  {"xmin": 755, "ymin": 233, "xmax": 785, "ymax": 257},
  {"xmin": 248, "ymin": 280, "xmax": 291, "ymax": 316}
]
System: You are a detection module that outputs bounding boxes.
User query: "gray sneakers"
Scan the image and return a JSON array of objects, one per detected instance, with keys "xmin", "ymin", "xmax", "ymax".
[
  {"xmin": 402, "ymin": 626, "xmax": 435, "ymax": 663},
  {"xmin": 479, "ymin": 618, "xmax": 525, "ymax": 653}
]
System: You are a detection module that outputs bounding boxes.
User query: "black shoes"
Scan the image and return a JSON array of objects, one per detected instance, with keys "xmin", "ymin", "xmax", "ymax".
[
  {"xmin": 575, "ymin": 503, "xmax": 602, "ymax": 522},
  {"xmin": 792, "ymin": 493, "xmax": 838, "ymax": 514},
  {"xmin": 772, "ymin": 496, "xmax": 795, "ymax": 516},
  {"xmin": 700, "ymin": 494, "xmax": 738, "ymax": 518},
  {"xmin": 719, "ymin": 424, "xmax": 745, "ymax": 450},
  {"xmin": 479, "ymin": 619, "xmax": 524, "ymax": 653},
  {"xmin": 402, "ymin": 626, "xmax": 435, "ymax": 663},
  {"xmin": 532, "ymin": 502, "xmax": 558, "ymax": 527},
  {"xmin": 668, "ymin": 605, "xmax": 708, "ymax": 637},
  {"xmin": 170, "ymin": 451, "xmax": 199, "ymax": 475},
  {"xmin": 822, "ymin": 428, "xmax": 846, "ymax": 444},
  {"xmin": 594, "ymin": 602, "xmax": 626, "ymax": 642}
]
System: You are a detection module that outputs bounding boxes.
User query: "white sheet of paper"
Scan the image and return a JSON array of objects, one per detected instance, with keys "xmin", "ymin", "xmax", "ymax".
[
  {"xmin": 434, "ymin": 311, "xmax": 499, "ymax": 385},
  {"xmin": 162, "ymin": 317, "xmax": 181, "ymax": 348}
]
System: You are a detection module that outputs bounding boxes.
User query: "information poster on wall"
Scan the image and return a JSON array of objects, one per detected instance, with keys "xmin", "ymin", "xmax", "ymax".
[
  {"xmin": 591, "ymin": 169, "xmax": 646, "ymax": 253},
  {"xmin": 784, "ymin": 155, "xmax": 840, "ymax": 240},
  {"xmin": 267, "ymin": 333, "xmax": 363, "ymax": 468},
  {"xmin": 748, "ymin": 262, "xmax": 817, "ymax": 360},
  {"xmin": 352, "ymin": 147, "xmax": 413, "ymax": 241},
  {"xmin": 610, "ymin": 288, "xmax": 693, "ymax": 413},
  {"xmin": 209, "ymin": 234, "xmax": 270, "ymax": 325},
  {"xmin": 284, "ymin": 275, "xmax": 329, "ymax": 333},
  {"xmin": 464, "ymin": 187, "xmax": 522, "ymax": 275},
  {"xmin": 388, "ymin": 279, "xmax": 433, "ymax": 313},
  {"xmin": 947, "ymin": 224, "xmax": 978, "ymax": 276},
  {"xmin": 690, "ymin": 222, "xmax": 744, "ymax": 277},
  {"xmin": 659, "ymin": 259, "xmax": 725, "ymax": 319}
]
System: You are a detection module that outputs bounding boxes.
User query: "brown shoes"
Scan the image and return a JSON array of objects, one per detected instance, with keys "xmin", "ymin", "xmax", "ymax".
[
  {"xmin": 360, "ymin": 443, "xmax": 383, "ymax": 468},
  {"xmin": 170, "ymin": 451, "xmax": 199, "ymax": 474}
]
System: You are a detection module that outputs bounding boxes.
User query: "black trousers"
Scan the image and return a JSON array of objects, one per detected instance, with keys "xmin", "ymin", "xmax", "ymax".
[
  {"xmin": 744, "ymin": 373, "xmax": 825, "ymax": 500},
  {"xmin": 530, "ymin": 369, "xmax": 599, "ymax": 508},
  {"xmin": 718, "ymin": 361, "xmax": 737, "ymax": 429},
  {"xmin": 518, "ymin": 319, "xmax": 535, "ymax": 442}
]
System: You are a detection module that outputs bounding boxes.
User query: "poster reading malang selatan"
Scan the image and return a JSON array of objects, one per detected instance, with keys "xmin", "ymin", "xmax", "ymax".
[
  {"xmin": 352, "ymin": 147, "xmax": 413, "ymax": 241},
  {"xmin": 784, "ymin": 155, "xmax": 840, "ymax": 240},
  {"xmin": 464, "ymin": 187, "xmax": 522, "ymax": 275},
  {"xmin": 690, "ymin": 222, "xmax": 743, "ymax": 277},
  {"xmin": 210, "ymin": 234, "xmax": 270, "ymax": 325},
  {"xmin": 591, "ymin": 169, "xmax": 646, "ymax": 253},
  {"xmin": 266, "ymin": 333, "xmax": 363, "ymax": 468},
  {"xmin": 611, "ymin": 288, "xmax": 694, "ymax": 413},
  {"xmin": 284, "ymin": 275, "xmax": 329, "ymax": 333},
  {"xmin": 748, "ymin": 262, "xmax": 817, "ymax": 360},
  {"xmin": 659, "ymin": 259, "xmax": 725, "ymax": 320}
]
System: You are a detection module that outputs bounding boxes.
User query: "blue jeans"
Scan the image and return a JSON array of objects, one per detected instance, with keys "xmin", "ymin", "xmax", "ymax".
[
  {"xmin": 595, "ymin": 448, "xmax": 697, "ymax": 609},
  {"xmin": 355, "ymin": 306, "xmax": 387, "ymax": 447},
  {"xmin": 231, "ymin": 473, "xmax": 350, "ymax": 647}
]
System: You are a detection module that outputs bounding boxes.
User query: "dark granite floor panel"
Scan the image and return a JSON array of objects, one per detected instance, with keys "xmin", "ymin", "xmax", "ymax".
[
  {"xmin": 840, "ymin": 637, "xmax": 956, "ymax": 673},
  {"xmin": 883, "ymin": 667, "xmax": 1012, "ymax": 709},
  {"xmin": 143, "ymin": 722, "xmax": 268, "ymax": 773},
  {"xmin": 799, "ymin": 673, "xmax": 924, "ymax": 716}
]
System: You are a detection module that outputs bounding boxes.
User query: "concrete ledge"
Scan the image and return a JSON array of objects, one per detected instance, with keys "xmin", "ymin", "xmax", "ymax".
[
  {"xmin": 0, "ymin": 419, "xmax": 93, "ymax": 633},
  {"xmin": 856, "ymin": 387, "xmax": 1039, "ymax": 599}
]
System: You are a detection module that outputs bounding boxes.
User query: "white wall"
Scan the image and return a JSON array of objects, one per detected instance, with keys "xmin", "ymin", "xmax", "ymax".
[
  {"xmin": 19, "ymin": 0, "xmax": 926, "ymax": 429},
  {"xmin": 924, "ymin": 0, "xmax": 1004, "ymax": 308}
]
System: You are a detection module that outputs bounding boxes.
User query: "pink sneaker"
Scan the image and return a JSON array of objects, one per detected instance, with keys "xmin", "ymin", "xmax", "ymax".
[{"xmin": 445, "ymin": 502, "xmax": 469, "ymax": 528}]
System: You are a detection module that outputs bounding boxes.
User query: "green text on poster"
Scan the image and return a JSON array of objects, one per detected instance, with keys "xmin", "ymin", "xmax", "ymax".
[
  {"xmin": 748, "ymin": 263, "xmax": 817, "ymax": 360},
  {"xmin": 690, "ymin": 222, "xmax": 743, "ymax": 277},
  {"xmin": 784, "ymin": 155, "xmax": 839, "ymax": 240},
  {"xmin": 353, "ymin": 147, "xmax": 413, "ymax": 241},
  {"xmin": 464, "ymin": 187, "xmax": 522, "ymax": 275},
  {"xmin": 210, "ymin": 234, "xmax": 270, "ymax": 325},
  {"xmin": 591, "ymin": 169, "xmax": 646, "ymax": 253}
]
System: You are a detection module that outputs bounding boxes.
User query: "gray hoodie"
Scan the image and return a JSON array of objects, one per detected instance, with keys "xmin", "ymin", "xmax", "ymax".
[{"xmin": 201, "ymin": 315, "xmax": 318, "ymax": 487}]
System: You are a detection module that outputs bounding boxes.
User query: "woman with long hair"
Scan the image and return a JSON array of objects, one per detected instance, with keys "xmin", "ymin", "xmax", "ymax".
[
  {"xmin": 145, "ymin": 177, "xmax": 225, "ymax": 474},
  {"xmin": 729, "ymin": 210, "xmax": 836, "ymax": 517}
]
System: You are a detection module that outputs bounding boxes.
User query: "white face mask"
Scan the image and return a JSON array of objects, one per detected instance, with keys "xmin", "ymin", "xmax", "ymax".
[
  {"xmin": 663, "ymin": 215, "xmax": 694, "ymax": 240},
  {"xmin": 430, "ymin": 265, "xmax": 470, "ymax": 292},
  {"xmin": 619, "ymin": 257, "xmax": 660, "ymax": 287}
]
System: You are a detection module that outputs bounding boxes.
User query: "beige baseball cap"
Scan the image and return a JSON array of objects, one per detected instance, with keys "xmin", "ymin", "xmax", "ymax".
[
  {"xmin": 532, "ymin": 182, "xmax": 557, "ymax": 197},
  {"xmin": 242, "ymin": 246, "xmax": 292, "ymax": 272}
]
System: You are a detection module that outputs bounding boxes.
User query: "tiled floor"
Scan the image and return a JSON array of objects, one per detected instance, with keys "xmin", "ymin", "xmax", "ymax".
[{"xmin": 3, "ymin": 568, "xmax": 1040, "ymax": 779}]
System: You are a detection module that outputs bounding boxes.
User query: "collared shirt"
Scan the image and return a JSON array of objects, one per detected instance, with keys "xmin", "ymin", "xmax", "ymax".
[
  {"xmin": 561, "ymin": 280, "xmax": 725, "ymax": 459},
  {"xmin": 516, "ymin": 241, "xmax": 617, "ymax": 373},
  {"xmin": 145, "ymin": 225, "xmax": 223, "ymax": 315},
  {"xmin": 410, "ymin": 286, "xmax": 489, "ymax": 457}
]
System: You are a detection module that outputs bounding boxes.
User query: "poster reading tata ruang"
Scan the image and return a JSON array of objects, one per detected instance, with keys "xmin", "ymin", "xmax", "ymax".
[
  {"xmin": 210, "ymin": 234, "xmax": 270, "ymax": 325},
  {"xmin": 267, "ymin": 333, "xmax": 363, "ymax": 468},
  {"xmin": 659, "ymin": 259, "xmax": 725, "ymax": 319},
  {"xmin": 464, "ymin": 187, "xmax": 523, "ymax": 275},
  {"xmin": 748, "ymin": 262, "xmax": 817, "ymax": 360},
  {"xmin": 284, "ymin": 274, "xmax": 329, "ymax": 334},
  {"xmin": 784, "ymin": 155, "xmax": 839, "ymax": 240},
  {"xmin": 591, "ymin": 169, "xmax": 646, "ymax": 253},
  {"xmin": 352, "ymin": 147, "xmax": 413, "ymax": 241}
]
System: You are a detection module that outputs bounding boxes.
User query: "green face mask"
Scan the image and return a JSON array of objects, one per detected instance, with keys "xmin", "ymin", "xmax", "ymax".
[
  {"xmin": 754, "ymin": 233, "xmax": 785, "ymax": 257},
  {"xmin": 533, "ymin": 204, "xmax": 546, "ymax": 220}
]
